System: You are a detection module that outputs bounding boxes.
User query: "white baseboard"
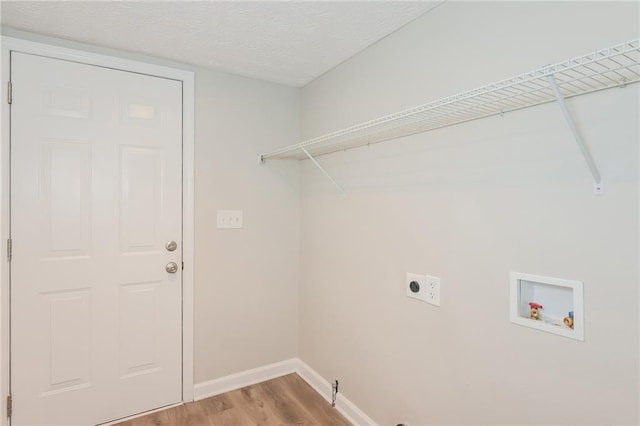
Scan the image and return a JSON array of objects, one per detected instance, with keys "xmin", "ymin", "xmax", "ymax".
[
  {"xmin": 193, "ymin": 357, "xmax": 376, "ymax": 426},
  {"xmin": 194, "ymin": 358, "xmax": 298, "ymax": 401}
]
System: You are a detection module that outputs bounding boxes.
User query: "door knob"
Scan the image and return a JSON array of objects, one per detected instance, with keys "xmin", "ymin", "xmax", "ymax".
[
  {"xmin": 166, "ymin": 262, "xmax": 178, "ymax": 274},
  {"xmin": 165, "ymin": 240, "xmax": 178, "ymax": 252}
]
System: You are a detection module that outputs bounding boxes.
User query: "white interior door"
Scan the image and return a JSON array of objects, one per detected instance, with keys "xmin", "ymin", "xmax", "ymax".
[{"xmin": 10, "ymin": 52, "xmax": 183, "ymax": 425}]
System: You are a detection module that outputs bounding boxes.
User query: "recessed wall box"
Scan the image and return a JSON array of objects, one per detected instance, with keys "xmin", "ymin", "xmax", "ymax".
[{"xmin": 510, "ymin": 272, "xmax": 584, "ymax": 341}]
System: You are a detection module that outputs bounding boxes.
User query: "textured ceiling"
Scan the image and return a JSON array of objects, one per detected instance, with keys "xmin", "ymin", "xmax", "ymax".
[{"xmin": 0, "ymin": 1, "xmax": 441, "ymax": 87}]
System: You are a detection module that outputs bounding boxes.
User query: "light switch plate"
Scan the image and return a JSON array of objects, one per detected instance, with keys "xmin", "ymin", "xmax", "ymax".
[{"xmin": 217, "ymin": 210, "xmax": 243, "ymax": 229}]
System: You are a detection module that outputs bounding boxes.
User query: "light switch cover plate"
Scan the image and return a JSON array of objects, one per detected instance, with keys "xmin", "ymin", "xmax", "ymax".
[{"xmin": 217, "ymin": 210, "xmax": 243, "ymax": 229}]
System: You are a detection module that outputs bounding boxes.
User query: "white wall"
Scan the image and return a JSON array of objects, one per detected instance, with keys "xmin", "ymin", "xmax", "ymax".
[
  {"xmin": 0, "ymin": 28, "xmax": 301, "ymax": 389},
  {"xmin": 299, "ymin": 2, "xmax": 639, "ymax": 425},
  {"xmin": 193, "ymin": 65, "xmax": 301, "ymax": 381}
]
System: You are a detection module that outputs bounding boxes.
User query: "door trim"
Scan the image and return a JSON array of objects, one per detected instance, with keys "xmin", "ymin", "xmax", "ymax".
[{"xmin": 0, "ymin": 36, "xmax": 196, "ymax": 423}]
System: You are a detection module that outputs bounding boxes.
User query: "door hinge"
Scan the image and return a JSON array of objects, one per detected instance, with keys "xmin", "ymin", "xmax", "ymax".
[
  {"xmin": 6, "ymin": 394, "xmax": 12, "ymax": 418},
  {"xmin": 7, "ymin": 81, "xmax": 12, "ymax": 105},
  {"xmin": 7, "ymin": 239, "xmax": 12, "ymax": 262},
  {"xmin": 181, "ymin": 261, "xmax": 184, "ymax": 270}
]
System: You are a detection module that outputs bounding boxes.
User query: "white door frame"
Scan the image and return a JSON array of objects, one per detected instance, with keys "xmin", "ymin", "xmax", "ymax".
[{"xmin": 0, "ymin": 36, "xmax": 195, "ymax": 424}]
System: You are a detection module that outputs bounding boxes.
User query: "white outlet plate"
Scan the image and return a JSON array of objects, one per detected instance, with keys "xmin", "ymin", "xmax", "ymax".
[
  {"xmin": 217, "ymin": 210, "xmax": 243, "ymax": 229},
  {"xmin": 425, "ymin": 275, "xmax": 441, "ymax": 306},
  {"xmin": 406, "ymin": 273, "xmax": 440, "ymax": 306}
]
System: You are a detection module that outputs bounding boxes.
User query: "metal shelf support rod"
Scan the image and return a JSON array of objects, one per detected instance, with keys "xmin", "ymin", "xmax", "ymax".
[
  {"xmin": 301, "ymin": 147, "xmax": 345, "ymax": 196},
  {"xmin": 547, "ymin": 73, "xmax": 602, "ymax": 186}
]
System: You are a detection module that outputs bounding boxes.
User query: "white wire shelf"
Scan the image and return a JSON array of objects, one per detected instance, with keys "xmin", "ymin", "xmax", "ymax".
[{"xmin": 260, "ymin": 39, "xmax": 640, "ymax": 162}]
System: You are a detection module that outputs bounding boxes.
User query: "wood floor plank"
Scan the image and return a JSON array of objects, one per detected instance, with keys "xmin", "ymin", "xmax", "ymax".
[
  {"xmin": 255, "ymin": 375, "xmax": 312, "ymax": 424},
  {"xmin": 199, "ymin": 393, "xmax": 256, "ymax": 425},
  {"xmin": 266, "ymin": 374, "xmax": 350, "ymax": 426},
  {"xmin": 113, "ymin": 374, "xmax": 351, "ymax": 426},
  {"xmin": 262, "ymin": 376, "xmax": 321, "ymax": 424},
  {"xmin": 228, "ymin": 383, "xmax": 290, "ymax": 426},
  {"xmin": 119, "ymin": 409, "xmax": 170, "ymax": 426},
  {"xmin": 163, "ymin": 405, "xmax": 190, "ymax": 425}
]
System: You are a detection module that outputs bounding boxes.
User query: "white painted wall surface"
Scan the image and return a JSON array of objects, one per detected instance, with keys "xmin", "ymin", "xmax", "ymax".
[
  {"xmin": 193, "ymin": 66, "xmax": 301, "ymax": 381},
  {"xmin": 299, "ymin": 2, "xmax": 639, "ymax": 425},
  {"xmin": 1, "ymin": 28, "xmax": 301, "ymax": 391}
]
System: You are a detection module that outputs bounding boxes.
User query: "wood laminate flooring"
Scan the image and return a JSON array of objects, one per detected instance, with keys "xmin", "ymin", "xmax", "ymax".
[{"xmin": 114, "ymin": 373, "xmax": 351, "ymax": 426}]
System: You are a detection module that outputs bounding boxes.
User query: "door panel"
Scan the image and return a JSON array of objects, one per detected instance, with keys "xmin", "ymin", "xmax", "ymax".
[
  {"xmin": 47, "ymin": 289, "xmax": 92, "ymax": 392},
  {"xmin": 119, "ymin": 283, "xmax": 161, "ymax": 376},
  {"xmin": 120, "ymin": 147, "xmax": 161, "ymax": 251},
  {"xmin": 43, "ymin": 87, "xmax": 92, "ymax": 120},
  {"xmin": 11, "ymin": 52, "xmax": 182, "ymax": 426},
  {"xmin": 42, "ymin": 140, "xmax": 92, "ymax": 255}
]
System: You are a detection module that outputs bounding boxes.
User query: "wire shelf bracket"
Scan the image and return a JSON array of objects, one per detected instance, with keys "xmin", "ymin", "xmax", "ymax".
[
  {"xmin": 259, "ymin": 39, "xmax": 640, "ymax": 195},
  {"xmin": 260, "ymin": 147, "xmax": 346, "ymax": 195},
  {"xmin": 546, "ymin": 72, "xmax": 603, "ymax": 194},
  {"xmin": 301, "ymin": 147, "xmax": 345, "ymax": 196}
]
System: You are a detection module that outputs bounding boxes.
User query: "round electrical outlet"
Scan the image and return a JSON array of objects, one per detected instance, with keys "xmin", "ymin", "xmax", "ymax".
[{"xmin": 409, "ymin": 281, "xmax": 420, "ymax": 293}]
